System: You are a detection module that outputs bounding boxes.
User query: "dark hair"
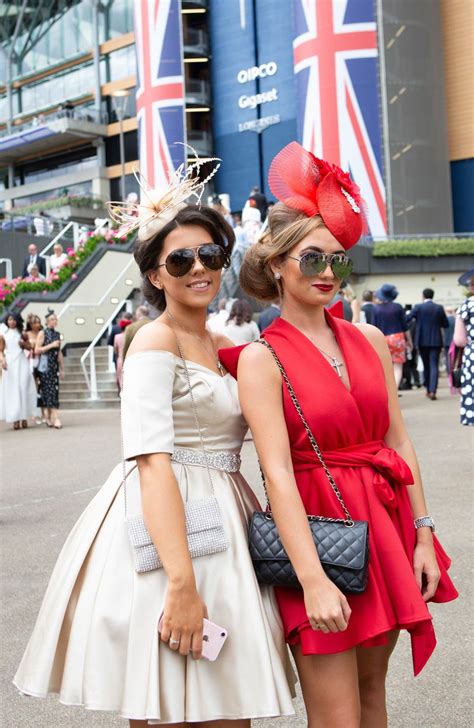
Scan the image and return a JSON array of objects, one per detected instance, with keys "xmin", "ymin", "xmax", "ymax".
[
  {"xmin": 134, "ymin": 205, "xmax": 235, "ymax": 311},
  {"xmin": 362, "ymin": 289, "xmax": 373, "ymax": 302},
  {"xmin": 26, "ymin": 314, "xmax": 42, "ymax": 331},
  {"xmin": 423, "ymin": 288, "xmax": 434, "ymax": 299},
  {"xmin": 227, "ymin": 299, "xmax": 252, "ymax": 326},
  {"xmin": 4, "ymin": 312, "xmax": 25, "ymax": 333}
]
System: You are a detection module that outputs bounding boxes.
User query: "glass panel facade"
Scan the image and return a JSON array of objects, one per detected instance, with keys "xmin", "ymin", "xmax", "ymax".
[
  {"xmin": 106, "ymin": 45, "xmax": 137, "ymax": 82},
  {"xmin": 110, "ymin": 173, "xmax": 139, "ymax": 201},
  {"xmin": 14, "ymin": 181, "xmax": 94, "ymax": 208},
  {"xmin": 17, "ymin": 2, "xmax": 96, "ymax": 77},
  {"xmin": 104, "ymin": 0, "xmax": 135, "ymax": 38},
  {"xmin": 19, "ymin": 61, "xmax": 105, "ymax": 115}
]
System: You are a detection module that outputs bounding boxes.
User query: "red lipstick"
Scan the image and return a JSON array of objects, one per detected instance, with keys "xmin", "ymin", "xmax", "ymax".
[{"xmin": 312, "ymin": 284, "xmax": 334, "ymax": 292}]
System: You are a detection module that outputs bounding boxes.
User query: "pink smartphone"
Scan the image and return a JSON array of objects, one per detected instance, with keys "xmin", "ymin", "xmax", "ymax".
[{"xmin": 158, "ymin": 615, "xmax": 228, "ymax": 661}]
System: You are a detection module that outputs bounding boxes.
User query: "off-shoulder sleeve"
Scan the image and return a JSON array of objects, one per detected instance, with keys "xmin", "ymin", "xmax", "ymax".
[{"xmin": 121, "ymin": 350, "xmax": 176, "ymax": 460}]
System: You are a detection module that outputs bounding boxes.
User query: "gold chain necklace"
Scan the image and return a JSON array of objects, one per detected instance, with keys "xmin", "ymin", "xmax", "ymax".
[{"xmin": 166, "ymin": 310, "xmax": 225, "ymax": 377}]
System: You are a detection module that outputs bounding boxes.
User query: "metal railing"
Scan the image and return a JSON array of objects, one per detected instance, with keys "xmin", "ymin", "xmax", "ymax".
[
  {"xmin": 0, "ymin": 257, "xmax": 13, "ymax": 280},
  {"xmin": 80, "ymin": 299, "xmax": 128, "ymax": 400},
  {"xmin": 183, "ymin": 28, "xmax": 209, "ymax": 52},
  {"xmin": 0, "ymin": 107, "xmax": 108, "ymax": 139}
]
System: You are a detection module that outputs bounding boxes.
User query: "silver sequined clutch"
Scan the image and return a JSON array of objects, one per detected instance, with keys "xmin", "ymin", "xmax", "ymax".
[{"xmin": 127, "ymin": 495, "xmax": 228, "ymax": 573}]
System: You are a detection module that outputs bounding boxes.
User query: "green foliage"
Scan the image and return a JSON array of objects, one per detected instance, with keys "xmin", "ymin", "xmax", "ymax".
[
  {"xmin": 0, "ymin": 230, "xmax": 135, "ymax": 314},
  {"xmin": 372, "ymin": 238, "xmax": 474, "ymax": 258},
  {"xmin": 12, "ymin": 195, "xmax": 105, "ymax": 215}
]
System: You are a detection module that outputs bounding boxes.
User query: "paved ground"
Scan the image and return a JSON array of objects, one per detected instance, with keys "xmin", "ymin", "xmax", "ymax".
[{"xmin": 1, "ymin": 381, "xmax": 472, "ymax": 727}]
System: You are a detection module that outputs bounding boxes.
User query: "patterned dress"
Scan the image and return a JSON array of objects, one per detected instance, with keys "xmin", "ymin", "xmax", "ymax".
[
  {"xmin": 458, "ymin": 298, "xmax": 474, "ymax": 426},
  {"xmin": 38, "ymin": 327, "xmax": 61, "ymax": 408}
]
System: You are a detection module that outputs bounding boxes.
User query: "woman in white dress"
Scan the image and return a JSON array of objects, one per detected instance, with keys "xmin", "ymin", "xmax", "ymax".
[
  {"xmin": 0, "ymin": 313, "xmax": 37, "ymax": 429},
  {"xmin": 13, "ymin": 165, "xmax": 295, "ymax": 726},
  {"xmin": 224, "ymin": 299, "xmax": 260, "ymax": 345},
  {"xmin": 49, "ymin": 243, "xmax": 68, "ymax": 272}
]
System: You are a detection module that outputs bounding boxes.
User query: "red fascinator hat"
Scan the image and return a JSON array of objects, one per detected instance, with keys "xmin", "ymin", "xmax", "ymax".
[{"xmin": 268, "ymin": 142, "xmax": 368, "ymax": 249}]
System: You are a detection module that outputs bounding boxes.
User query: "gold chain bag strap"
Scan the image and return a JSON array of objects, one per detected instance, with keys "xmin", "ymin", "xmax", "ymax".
[
  {"xmin": 122, "ymin": 342, "xmax": 228, "ymax": 573},
  {"xmin": 248, "ymin": 339, "xmax": 369, "ymax": 594}
]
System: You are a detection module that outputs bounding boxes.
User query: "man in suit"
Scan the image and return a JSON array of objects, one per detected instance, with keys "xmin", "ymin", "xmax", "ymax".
[
  {"xmin": 22, "ymin": 243, "xmax": 46, "ymax": 278},
  {"xmin": 258, "ymin": 302, "xmax": 280, "ymax": 332},
  {"xmin": 406, "ymin": 288, "xmax": 449, "ymax": 399}
]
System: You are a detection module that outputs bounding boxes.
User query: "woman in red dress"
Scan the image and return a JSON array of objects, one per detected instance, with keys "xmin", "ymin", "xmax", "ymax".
[{"xmin": 220, "ymin": 143, "xmax": 458, "ymax": 728}]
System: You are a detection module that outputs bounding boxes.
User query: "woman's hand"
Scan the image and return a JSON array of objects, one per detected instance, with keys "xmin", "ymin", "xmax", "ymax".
[
  {"xmin": 0, "ymin": 356, "xmax": 7, "ymax": 371},
  {"xmin": 60, "ymin": 369, "xmax": 65, "ymax": 380},
  {"xmin": 303, "ymin": 575, "xmax": 352, "ymax": 634},
  {"xmin": 413, "ymin": 540, "xmax": 440, "ymax": 601},
  {"xmin": 160, "ymin": 581, "xmax": 208, "ymax": 659},
  {"xmin": 50, "ymin": 340, "xmax": 61, "ymax": 350}
]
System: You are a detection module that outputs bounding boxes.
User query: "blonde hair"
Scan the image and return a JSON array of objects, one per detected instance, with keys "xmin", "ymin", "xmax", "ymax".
[{"xmin": 239, "ymin": 203, "xmax": 324, "ymax": 302}]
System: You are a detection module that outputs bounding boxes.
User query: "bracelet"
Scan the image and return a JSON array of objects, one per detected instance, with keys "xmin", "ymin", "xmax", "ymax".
[{"xmin": 414, "ymin": 515, "xmax": 435, "ymax": 532}]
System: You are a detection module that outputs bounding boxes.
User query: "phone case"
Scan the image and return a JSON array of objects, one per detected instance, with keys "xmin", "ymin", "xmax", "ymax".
[{"xmin": 158, "ymin": 615, "xmax": 228, "ymax": 661}]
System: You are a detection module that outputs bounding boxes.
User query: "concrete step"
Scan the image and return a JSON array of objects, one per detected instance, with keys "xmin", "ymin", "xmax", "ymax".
[
  {"xmin": 63, "ymin": 363, "xmax": 112, "ymax": 375},
  {"xmin": 61, "ymin": 375, "xmax": 115, "ymax": 389},
  {"xmin": 60, "ymin": 397, "xmax": 120, "ymax": 410},
  {"xmin": 60, "ymin": 388, "xmax": 119, "ymax": 400},
  {"xmin": 66, "ymin": 350, "xmax": 110, "ymax": 362},
  {"xmin": 61, "ymin": 383, "xmax": 118, "ymax": 394}
]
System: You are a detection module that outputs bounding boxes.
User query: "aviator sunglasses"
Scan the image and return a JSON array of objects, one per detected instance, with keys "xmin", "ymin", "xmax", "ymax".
[
  {"xmin": 287, "ymin": 251, "xmax": 353, "ymax": 280},
  {"xmin": 157, "ymin": 243, "xmax": 228, "ymax": 277}
]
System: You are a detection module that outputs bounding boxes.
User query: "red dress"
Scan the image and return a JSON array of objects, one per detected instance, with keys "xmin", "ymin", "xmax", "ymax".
[{"xmin": 220, "ymin": 312, "xmax": 458, "ymax": 676}]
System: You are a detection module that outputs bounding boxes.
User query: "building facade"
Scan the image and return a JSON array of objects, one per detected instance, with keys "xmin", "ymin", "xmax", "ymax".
[{"xmin": 0, "ymin": 0, "xmax": 472, "ymax": 235}]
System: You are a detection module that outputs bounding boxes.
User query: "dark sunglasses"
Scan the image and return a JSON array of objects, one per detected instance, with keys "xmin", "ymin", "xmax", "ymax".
[
  {"xmin": 157, "ymin": 244, "xmax": 228, "ymax": 277},
  {"xmin": 287, "ymin": 252, "xmax": 353, "ymax": 280}
]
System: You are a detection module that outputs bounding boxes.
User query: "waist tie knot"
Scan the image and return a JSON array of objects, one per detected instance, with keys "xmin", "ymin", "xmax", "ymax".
[{"xmin": 291, "ymin": 440, "xmax": 414, "ymax": 509}]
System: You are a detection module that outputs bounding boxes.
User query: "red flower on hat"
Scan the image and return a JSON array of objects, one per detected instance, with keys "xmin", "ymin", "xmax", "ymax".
[{"xmin": 268, "ymin": 142, "xmax": 368, "ymax": 249}]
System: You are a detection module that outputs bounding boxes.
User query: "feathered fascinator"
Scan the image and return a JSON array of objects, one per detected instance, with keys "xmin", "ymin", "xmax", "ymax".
[
  {"xmin": 268, "ymin": 142, "xmax": 368, "ymax": 249},
  {"xmin": 106, "ymin": 146, "xmax": 221, "ymax": 242}
]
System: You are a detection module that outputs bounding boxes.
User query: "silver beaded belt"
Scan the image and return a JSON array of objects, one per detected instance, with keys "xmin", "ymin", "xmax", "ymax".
[{"xmin": 171, "ymin": 447, "xmax": 241, "ymax": 473}]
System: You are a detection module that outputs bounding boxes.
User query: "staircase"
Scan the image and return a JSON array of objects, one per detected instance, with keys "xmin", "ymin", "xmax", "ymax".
[{"xmin": 61, "ymin": 345, "xmax": 120, "ymax": 409}]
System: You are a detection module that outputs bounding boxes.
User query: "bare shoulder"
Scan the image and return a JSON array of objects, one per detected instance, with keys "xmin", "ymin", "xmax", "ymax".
[
  {"xmin": 211, "ymin": 332, "xmax": 235, "ymax": 350},
  {"xmin": 355, "ymin": 322, "xmax": 386, "ymax": 350},
  {"xmin": 355, "ymin": 323, "xmax": 392, "ymax": 373},
  {"xmin": 127, "ymin": 319, "xmax": 178, "ymax": 357},
  {"xmin": 239, "ymin": 340, "xmax": 278, "ymax": 375}
]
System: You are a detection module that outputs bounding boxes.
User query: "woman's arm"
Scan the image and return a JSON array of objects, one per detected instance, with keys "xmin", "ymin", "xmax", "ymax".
[
  {"xmin": 357, "ymin": 323, "xmax": 440, "ymax": 600},
  {"xmin": 238, "ymin": 344, "xmax": 351, "ymax": 634},
  {"xmin": 58, "ymin": 349, "xmax": 65, "ymax": 379},
  {"xmin": 35, "ymin": 330, "xmax": 59, "ymax": 355},
  {"xmin": 453, "ymin": 315, "xmax": 467, "ymax": 348},
  {"xmin": 0, "ymin": 334, "xmax": 6, "ymax": 369},
  {"xmin": 127, "ymin": 321, "xmax": 206, "ymax": 658}
]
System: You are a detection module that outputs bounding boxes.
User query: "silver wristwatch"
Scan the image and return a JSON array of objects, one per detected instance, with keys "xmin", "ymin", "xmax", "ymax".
[{"xmin": 414, "ymin": 516, "xmax": 435, "ymax": 532}]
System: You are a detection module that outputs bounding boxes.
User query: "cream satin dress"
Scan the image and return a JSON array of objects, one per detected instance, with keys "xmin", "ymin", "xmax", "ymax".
[{"xmin": 14, "ymin": 350, "xmax": 295, "ymax": 723}]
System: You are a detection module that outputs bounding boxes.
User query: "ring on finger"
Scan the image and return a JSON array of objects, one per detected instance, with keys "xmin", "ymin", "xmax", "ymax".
[{"xmin": 169, "ymin": 638, "xmax": 180, "ymax": 646}]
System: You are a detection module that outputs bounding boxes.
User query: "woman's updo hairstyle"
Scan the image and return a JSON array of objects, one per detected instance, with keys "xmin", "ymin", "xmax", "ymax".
[
  {"xmin": 134, "ymin": 204, "xmax": 235, "ymax": 311},
  {"xmin": 239, "ymin": 202, "xmax": 323, "ymax": 302}
]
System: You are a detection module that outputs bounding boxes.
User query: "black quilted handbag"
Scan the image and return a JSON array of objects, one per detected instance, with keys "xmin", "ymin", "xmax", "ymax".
[{"xmin": 248, "ymin": 340, "xmax": 369, "ymax": 595}]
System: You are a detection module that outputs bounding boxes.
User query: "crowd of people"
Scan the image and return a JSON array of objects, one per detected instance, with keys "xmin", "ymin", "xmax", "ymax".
[
  {"xmin": 12, "ymin": 140, "xmax": 461, "ymax": 728},
  {"xmin": 21, "ymin": 241, "xmax": 69, "ymax": 280},
  {"xmin": 0, "ymin": 310, "xmax": 64, "ymax": 429}
]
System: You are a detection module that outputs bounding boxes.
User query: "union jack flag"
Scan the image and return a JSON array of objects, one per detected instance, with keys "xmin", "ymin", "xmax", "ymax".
[
  {"xmin": 135, "ymin": 0, "xmax": 186, "ymax": 191},
  {"xmin": 293, "ymin": 0, "xmax": 387, "ymax": 235}
]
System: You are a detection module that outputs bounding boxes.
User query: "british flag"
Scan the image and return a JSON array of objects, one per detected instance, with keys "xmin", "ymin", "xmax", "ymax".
[
  {"xmin": 135, "ymin": 0, "xmax": 186, "ymax": 191},
  {"xmin": 293, "ymin": 0, "xmax": 387, "ymax": 236}
]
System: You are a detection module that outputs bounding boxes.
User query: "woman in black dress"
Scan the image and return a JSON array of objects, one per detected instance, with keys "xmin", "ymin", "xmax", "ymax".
[{"xmin": 35, "ymin": 311, "xmax": 64, "ymax": 428}]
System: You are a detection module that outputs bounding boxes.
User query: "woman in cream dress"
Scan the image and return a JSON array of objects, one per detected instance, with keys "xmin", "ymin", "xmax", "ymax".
[{"xmin": 14, "ymin": 173, "xmax": 295, "ymax": 726}]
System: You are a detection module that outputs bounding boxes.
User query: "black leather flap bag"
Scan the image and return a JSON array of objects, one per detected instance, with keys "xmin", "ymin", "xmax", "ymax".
[{"xmin": 248, "ymin": 340, "xmax": 369, "ymax": 595}]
